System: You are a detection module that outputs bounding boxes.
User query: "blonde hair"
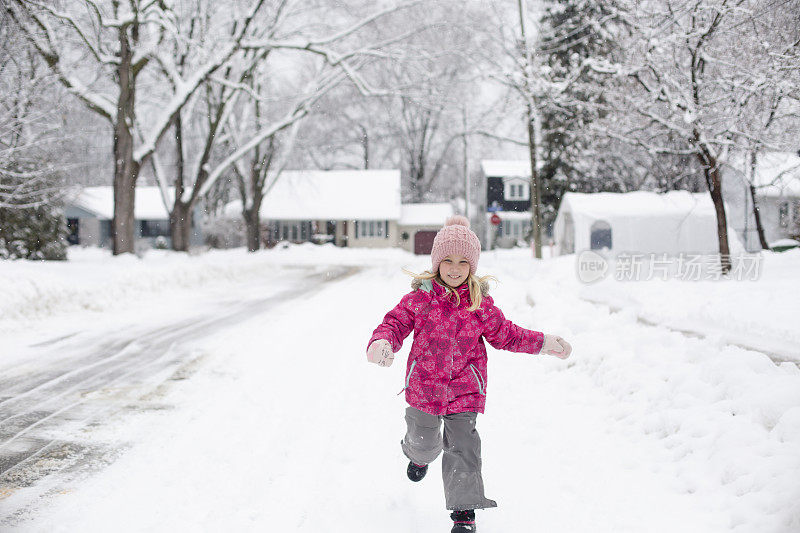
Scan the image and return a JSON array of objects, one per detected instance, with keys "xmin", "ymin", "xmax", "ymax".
[{"xmin": 403, "ymin": 268, "xmax": 497, "ymax": 312}]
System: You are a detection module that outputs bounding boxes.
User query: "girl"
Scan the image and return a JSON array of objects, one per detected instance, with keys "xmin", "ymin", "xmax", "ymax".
[{"xmin": 366, "ymin": 216, "xmax": 572, "ymax": 533}]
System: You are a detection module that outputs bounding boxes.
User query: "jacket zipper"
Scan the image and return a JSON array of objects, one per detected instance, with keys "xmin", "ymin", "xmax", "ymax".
[
  {"xmin": 469, "ymin": 364, "xmax": 486, "ymax": 396},
  {"xmin": 397, "ymin": 360, "xmax": 417, "ymax": 395}
]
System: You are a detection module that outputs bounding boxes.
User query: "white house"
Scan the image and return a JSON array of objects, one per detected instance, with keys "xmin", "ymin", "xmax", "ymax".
[
  {"xmin": 721, "ymin": 151, "xmax": 800, "ymax": 251},
  {"xmin": 63, "ymin": 186, "xmax": 195, "ymax": 248},
  {"xmin": 224, "ymin": 169, "xmax": 402, "ymax": 248},
  {"xmin": 553, "ymin": 190, "xmax": 733, "ymax": 256}
]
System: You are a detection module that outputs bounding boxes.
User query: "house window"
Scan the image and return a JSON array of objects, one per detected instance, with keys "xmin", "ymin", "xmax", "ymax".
[
  {"xmin": 779, "ymin": 202, "xmax": 790, "ymax": 228},
  {"xmin": 356, "ymin": 220, "xmax": 389, "ymax": 239},
  {"xmin": 277, "ymin": 221, "xmax": 312, "ymax": 242},
  {"xmin": 793, "ymin": 200, "xmax": 800, "ymax": 224},
  {"xmin": 500, "ymin": 219, "xmax": 532, "ymax": 239},
  {"xmin": 522, "ymin": 220, "xmax": 531, "ymax": 238},
  {"xmin": 504, "ymin": 179, "xmax": 529, "ymax": 201},
  {"xmin": 100, "ymin": 220, "xmax": 112, "ymax": 247},
  {"xmin": 140, "ymin": 219, "xmax": 170, "ymax": 238}
]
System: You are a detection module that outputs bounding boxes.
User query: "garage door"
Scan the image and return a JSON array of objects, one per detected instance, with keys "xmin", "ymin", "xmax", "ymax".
[{"xmin": 414, "ymin": 230, "xmax": 437, "ymax": 255}]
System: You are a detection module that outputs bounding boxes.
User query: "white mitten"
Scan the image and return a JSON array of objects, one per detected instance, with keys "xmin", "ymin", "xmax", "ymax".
[
  {"xmin": 542, "ymin": 334, "xmax": 572, "ymax": 359},
  {"xmin": 366, "ymin": 339, "xmax": 394, "ymax": 367}
]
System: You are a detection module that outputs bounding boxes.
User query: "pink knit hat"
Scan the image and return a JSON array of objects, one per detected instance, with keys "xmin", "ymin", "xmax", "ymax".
[{"xmin": 431, "ymin": 215, "xmax": 481, "ymax": 275}]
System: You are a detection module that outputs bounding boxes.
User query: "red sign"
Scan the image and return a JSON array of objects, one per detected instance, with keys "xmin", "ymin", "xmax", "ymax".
[{"xmin": 490, "ymin": 213, "xmax": 501, "ymax": 226}]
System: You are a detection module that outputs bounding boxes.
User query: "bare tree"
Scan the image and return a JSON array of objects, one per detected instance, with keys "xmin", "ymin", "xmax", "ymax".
[
  {"xmin": 729, "ymin": 0, "xmax": 800, "ymax": 250},
  {"xmin": 222, "ymin": 60, "xmax": 345, "ymax": 251},
  {"xmin": 598, "ymin": 0, "xmax": 799, "ymax": 273},
  {"xmin": 381, "ymin": 63, "xmax": 468, "ymax": 202},
  {"xmin": 5, "ymin": 0, "xmax": 278, "ymax": 254},
  {"xmin": 142, "ymin": 0, "xmax": 432, "ymax": 251}
]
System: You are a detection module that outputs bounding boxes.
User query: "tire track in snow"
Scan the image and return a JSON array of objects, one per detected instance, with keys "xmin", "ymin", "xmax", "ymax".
[
  {"xmin": 579, "ymin": 296, "xmax": 800, "ymax": 366},
  {"xmin": 0, "ymin": 265, "xmax": 361, "ymax": 523}
]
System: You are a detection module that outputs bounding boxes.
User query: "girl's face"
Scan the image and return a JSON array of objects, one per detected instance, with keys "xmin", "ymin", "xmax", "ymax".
[{"xmin": 439, "ymin": 254, "xmax": 470, "ymax": 287}]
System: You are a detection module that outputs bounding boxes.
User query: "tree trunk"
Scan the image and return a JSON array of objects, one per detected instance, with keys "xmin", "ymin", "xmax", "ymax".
[
  {"xmin": 749, "ymin": 184, "xmax": 770, "ymax": 250},
  {"xmin": 697, "ymin": 148, "xmax": 732, "ymax": 274},
  {"xmin": 112, "ymin": 27, "xmax": 138, "ymax": 255},
  {"xmin": 748, "ymin": 152, "xmax": 770, "ymax": 250},
  {"xmin": 244, "ymin": 206, "xmax": 260, "ymax": 252},
  {"xmin": 170, "ymin": 201, "xmax": 192, "ymax": 252},
  {"xmin": 360, "ymin": 125, "xmax": 369, "ymax": 169},
  {"xmin": 112, "ymin": 143, "xmax": 138, "ymax": 255},
  {"xmin": 245, "ymin": 175, "xmax": 264, "ymax": 252}
]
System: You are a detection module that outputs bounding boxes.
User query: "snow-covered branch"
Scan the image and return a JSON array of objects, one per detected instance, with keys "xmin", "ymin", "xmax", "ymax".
[
  {"xmin": 4, "ymin": 1, "xmax": 117, "ymax": 121},
  {"xmin": 195, "ymin": 69, "xmax": 346, "ymax": 201},
  {"xmin": 133, "ymin": 0, "xmax": 269, "ymax": 165}
]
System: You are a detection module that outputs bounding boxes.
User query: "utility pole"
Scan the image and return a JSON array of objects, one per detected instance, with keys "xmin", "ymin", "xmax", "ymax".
[
  {"xmin": 517, "ymin": 0, "xmax": 543, "ymax": 259},
  {"xmin": 463, "ymin": 103, "xmax": 470, "ymax": 220}
]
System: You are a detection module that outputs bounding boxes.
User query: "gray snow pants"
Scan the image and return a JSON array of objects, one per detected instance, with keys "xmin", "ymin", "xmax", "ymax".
[{"xmin": 401, "ymin": 406, "xmax": 498, "ymax": 511}]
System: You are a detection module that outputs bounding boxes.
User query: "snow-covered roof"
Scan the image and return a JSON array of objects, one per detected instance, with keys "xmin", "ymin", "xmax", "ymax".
[
  {"xmin": 561, "ymin": 190, "xmax": 716, "ymax": 218},
  {"xmin": 399, "ymin": 203, "xmax": 454, "ymax": 226},
  {"xmin": 481, "ymin": 159, "xmax": 531, "ymax": 178},
  {"xmin": 229, "ymin": 169, "xmax": 401, "ymax": 221},
  {"xmin": 724, "ymin": 152, "xmax": 800, "ymax": 197},
  {"xmin": 70, "ymin": 186, "xmax": 173, "ymax": 220}
]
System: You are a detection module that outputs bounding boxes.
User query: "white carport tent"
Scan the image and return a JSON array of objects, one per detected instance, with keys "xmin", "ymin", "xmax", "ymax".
[{"xmin": 553, "ymin": 191, "xmax": 723, "ymax": 256}]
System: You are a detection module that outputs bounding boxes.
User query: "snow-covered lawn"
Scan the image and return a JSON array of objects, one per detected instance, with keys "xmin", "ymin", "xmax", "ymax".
[{"xmin": 1, "ymin": 245, "xmax": 798, "ymax": 532}]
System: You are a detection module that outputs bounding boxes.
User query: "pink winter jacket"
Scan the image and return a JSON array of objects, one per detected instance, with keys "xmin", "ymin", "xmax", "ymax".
[{"xmin": 368, "ymin": 278, "xmax": 544, "ymax": 415}]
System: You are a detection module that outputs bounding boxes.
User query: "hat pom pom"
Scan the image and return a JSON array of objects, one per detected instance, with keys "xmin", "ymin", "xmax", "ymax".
[{"xmin": 445, "ymin": 215, "xmax": 470, "ymax": 228}]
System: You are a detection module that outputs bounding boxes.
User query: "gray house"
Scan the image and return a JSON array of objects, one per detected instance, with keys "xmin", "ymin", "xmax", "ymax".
[
  {"xmin": 722, "ymin": 152, "xmax": 800, "ymax": 251},
  {"xmin": 64, "ymin": 186, "xmax": 200, "ymax": 248}
]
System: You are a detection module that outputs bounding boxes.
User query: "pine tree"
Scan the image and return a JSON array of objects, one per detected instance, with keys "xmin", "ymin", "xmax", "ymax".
[
  {"xmin": 0, "ymin": 163, "xmax": 67, "ymax": 261},
  {"xmin": 537, "ymin": 0, "xmax": 618, "ymax": 229},
  {"xmin": 0, "ymin": 205, "xmax": 68, "ymax": 260}
]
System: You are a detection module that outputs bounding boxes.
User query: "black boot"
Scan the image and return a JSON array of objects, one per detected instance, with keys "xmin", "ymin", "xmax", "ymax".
[
  {"xmin": 450, "ymin": 509, "xmax": 476, "ymax": 532},
  {"xmin": 406, "ymin": 461, "xmax": 428, "ymax": 482}
]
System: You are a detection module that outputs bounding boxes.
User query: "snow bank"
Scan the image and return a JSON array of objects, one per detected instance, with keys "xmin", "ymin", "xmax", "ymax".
[
  {"xmin": 578, "ymin": 248, "xmax": 800, "ymax": 360},
  {"xmin": 486, "ymin": 249, "xmax": 800, "ymax": 532},
  {"xmin": 0, "ymin": 244, "xmax": 413, "ymax": 332}
]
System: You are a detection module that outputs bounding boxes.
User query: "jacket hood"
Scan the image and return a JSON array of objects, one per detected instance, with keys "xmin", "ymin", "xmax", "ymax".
[{"xmin": 411, "ymin": 277, "xmax": 490, "ymax": 296}]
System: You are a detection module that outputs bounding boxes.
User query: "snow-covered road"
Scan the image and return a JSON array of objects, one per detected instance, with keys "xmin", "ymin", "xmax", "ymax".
[
  {"xmin": 1, "ymin": 247, "xmax": 798, "ymax": 532},
  {"xmin": 0, "ymin": 263, "xmax": 358, "ymax": 524}
]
